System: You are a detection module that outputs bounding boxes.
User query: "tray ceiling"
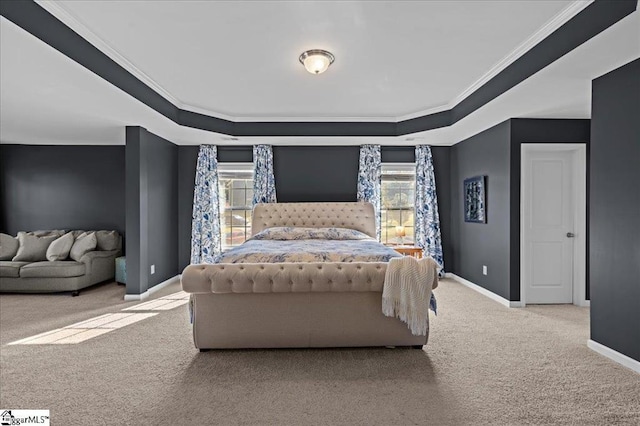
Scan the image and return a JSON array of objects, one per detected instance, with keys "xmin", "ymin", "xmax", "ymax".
[
  {"xmin": 1, "ymin": 1, "xmax": 638, "ymax": 146},
  {"xmin": 54, "ymin": 0, "xmax": 573, "ymax": 120}
]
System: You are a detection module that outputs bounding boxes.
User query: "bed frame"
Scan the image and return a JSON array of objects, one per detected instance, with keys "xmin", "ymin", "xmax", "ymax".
[{"xmin": 181, "ymin": 202, "xmax": 429, "ymax": 350}]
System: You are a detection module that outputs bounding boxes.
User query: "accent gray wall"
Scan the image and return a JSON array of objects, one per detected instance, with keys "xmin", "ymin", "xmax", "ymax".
[
  {"xmin": 0, "ymin": 145, "xmax": 125, "ymax": 237},
  {"xmin": 178, "ymin": 146, "xmax": 199, "ymax": 272},
  {"xmin": 589, "ymin": 59, "xmax": 640, "ymax": 362},
  {"xmin": 126, "ymin": 127, "xmax": 179, "ymax": 295},
  {"xmin": 430, "ymin": 147, "xmax": 453, "ymax": 275},
  {"xmin": 509, "ymin": 119, "xmax": 591, "ymax": 300},
  {"xmin": 450, "ymin": 121, "xmax": 512, "ymax": 299},
  {"xmin": 273, "ymin": 146, "xmax": 360, "ymax": 202},
  {"xmin": 147, "ymin": 133, "xmax": 179, "ymax": 288},
  {"xmin": 450, "ymin": 119, "xmax": 590, "ymax": 301},
  {"xmin": 176, "ymin": 145, "xmax": 453, "ymax": 272}
]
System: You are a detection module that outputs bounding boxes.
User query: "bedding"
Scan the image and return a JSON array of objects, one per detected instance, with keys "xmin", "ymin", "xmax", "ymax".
[{"xmin": 217, "ymin": 227, "xmax": 403, "ymax": 264}]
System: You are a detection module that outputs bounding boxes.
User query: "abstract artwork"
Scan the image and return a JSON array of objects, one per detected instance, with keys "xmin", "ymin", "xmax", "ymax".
[{"xmin": 464, "ymin": 176, "xmax": 486, "ymax": 223}]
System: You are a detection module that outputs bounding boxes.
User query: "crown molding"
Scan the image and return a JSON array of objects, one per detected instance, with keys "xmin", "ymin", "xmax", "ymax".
[
  {"xmin": 229, "ymin": 115, "xmax": 398, "ymax": 123},
  {"xmin": 34, "ymin": 0, "xmax": 236, "ymax": 123},
  {"xmin": 178, "ymin": 101, "xmax": 401, "ymax": 122},
  {"xmin": 395, "ymin": 0, "xmax": 594, "ymax": 122},
  {"xmin": 394, "ymin": 104, "xmax": 450, "ymax": 122},
  {"xmin": 35, "ymin": 0, "xmax": 594, "ymax": 124},
  {"xmin": 34, "ymin": 0, "xmax": 400, "ymax": 123},
  {"xmin": 34, "ymin": 1, "xmax": 182, "ymax": 109}
]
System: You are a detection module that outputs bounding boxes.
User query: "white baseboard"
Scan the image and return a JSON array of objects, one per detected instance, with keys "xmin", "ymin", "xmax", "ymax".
[
  {"xmin": 124, "ymin": 275, "xmax": 181, "ymax": 301},
  {"xmin": 588, "ymin": 339, "xmax": 640, "ymax": 374},
  {"xmin": 445, "ymin": 273, "xmax": 524, "ymax": 308}
]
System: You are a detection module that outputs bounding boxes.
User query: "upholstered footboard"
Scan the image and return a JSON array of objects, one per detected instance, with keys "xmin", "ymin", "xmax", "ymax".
[{"xmin": 181, "ymin": 262, "xmax": 430, "ymax": 349}]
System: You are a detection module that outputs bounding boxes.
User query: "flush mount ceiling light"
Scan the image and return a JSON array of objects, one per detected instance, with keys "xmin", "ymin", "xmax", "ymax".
[{"xmin": 299, "ymin": 49, "xmax": 335, "ymax": 74}]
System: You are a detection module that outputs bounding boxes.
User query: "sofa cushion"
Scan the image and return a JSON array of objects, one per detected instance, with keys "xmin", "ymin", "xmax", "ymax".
[
  {"xmin": 71, "ymin": 230, "xmax": 86, "ymax": 239},
  {"xmin": 96, "ymin": 230, "xmax": 120, "ymax": 251},
  {"xmin": 0, "ymin": 233, "xmax": 19, "ymax": 261},
  {"xmin": 27, "ymin": 230, "xmax": 66, "ymax": 237},
  {"xmin": 0, "ymin": 261, "xmax": 30, "ymax": 278},
  {"xmin": 70, "ymin": 232, "xmax": 97, "ymax": 261},
  {"xmin": 13, "ymin": 233, "xmax": 58, "ymax": 262},
  {"xmin": 20, "ymin": 261, "xmax": 86, "ymax": 278},
  {"xmin": 46, "ymin": 232, "xmax": 74, "ymax": 261}
]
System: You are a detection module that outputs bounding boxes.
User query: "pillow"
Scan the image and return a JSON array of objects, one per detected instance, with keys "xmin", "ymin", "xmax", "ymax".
[
  {"xmin": 71, "ymin": 230, "xmax": 86, "ymax": 239},
  {"xmin": 249, "ymin": 227, "xmax": 373, "ymax": 241},
  {"xmin": 96, "ymin": 230, "xmax": 120, "ymax": 251},
  {"xmin": 27, "ymin": 230, "xmax": 66, "ymax": 237},
  {"xmin": 46, "ymin": 232, "xmax": 75, "ymax": 261},
  {"xmin": 69, "ymin": 232, "xmax": 97, "ymax": 261},
  {"xmin": 12, "ymin": 233, "xmax": 58, "ymax": 262},
  {"xmin": 0, "ymin": 233, "xmax": 19, "ymax": 261}
]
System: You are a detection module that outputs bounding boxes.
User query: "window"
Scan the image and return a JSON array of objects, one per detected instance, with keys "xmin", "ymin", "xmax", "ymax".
[
  {"xmin": 218, "ymin": 163, "xmax": 254, "ymax": 249},
  {"xmin": 381, "ymin": 163, "xmax": 416, "ymax": 245}
]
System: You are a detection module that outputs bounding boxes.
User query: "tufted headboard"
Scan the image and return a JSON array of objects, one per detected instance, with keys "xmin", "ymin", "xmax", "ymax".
[{"xmin": 251, "ymin": 202, "xmax": 376, "ymax": 238}]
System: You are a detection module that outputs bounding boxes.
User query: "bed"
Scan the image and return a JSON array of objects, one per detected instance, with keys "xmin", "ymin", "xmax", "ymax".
[{"xmin": 181, "ymin": 202, "xmax": 437, "ymax": 350}]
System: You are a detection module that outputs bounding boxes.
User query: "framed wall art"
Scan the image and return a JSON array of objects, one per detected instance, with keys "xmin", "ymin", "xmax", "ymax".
[{"xmin": 464, "ymin": 176, "xmax": 486, "ymax": 223}]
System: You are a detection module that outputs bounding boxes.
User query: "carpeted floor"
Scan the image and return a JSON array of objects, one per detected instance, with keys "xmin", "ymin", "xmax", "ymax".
[{"xmin": 1, "ymin": 279, "xmax": 638, "ymax": 425}]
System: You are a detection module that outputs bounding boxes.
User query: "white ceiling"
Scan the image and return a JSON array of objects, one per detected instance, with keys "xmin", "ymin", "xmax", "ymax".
[
  {"xmin": 52, "ymin": 0, "xmax": 573, "ymax": 120},
  {"xmin": 0, "ymin": 1, "xmax": 640, "ymax": 145}
]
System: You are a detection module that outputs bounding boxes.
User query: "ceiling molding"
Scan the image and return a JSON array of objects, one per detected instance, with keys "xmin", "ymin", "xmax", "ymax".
[
  {"xmin": 2, "ymin": 0, "xmax": 637, "ymax": 138},
  {"xmin": 35, "ymin": 0, "xmax": 593, "ymax": 124},
  {"xmin": 33, "ymin": 0, "xmax": 219, "ymax": 119},
  {"xmin": 36, "ymin": 0, "xmax": 400, "ymax": 123},
  {"xmin": 227, "ymin": 115, "xmax": 398, "ymax": 123},
  {"xmin": 395, "ymin": 0, "xmax": 594, "ymax": 122}
]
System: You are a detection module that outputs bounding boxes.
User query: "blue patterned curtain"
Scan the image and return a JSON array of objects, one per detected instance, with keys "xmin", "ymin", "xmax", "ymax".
[
  {"xmin": 252, "ymin": 145, "xmax": 277, "ymax": 205},
  {"xmin": 190, "ymin": 145, "xmax": 221, "ymax": 264},
  {"xmin": 357, "ymin": 145, "xmax": 382, "ymax": 240},
  {"xmin": 415, "ymin": 145, "xmax": 444, "ymax": 274}
]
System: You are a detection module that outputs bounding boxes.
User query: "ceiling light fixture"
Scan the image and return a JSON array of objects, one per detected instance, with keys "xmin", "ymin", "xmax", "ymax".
[{"xmin": 299, "ymin": 49, "xmax": 335, "ymax": 75}]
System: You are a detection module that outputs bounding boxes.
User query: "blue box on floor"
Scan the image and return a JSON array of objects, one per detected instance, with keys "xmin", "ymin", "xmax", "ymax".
[{"xmin": 115, "ymin": 256, "xmax": 126, "ymax": 284}]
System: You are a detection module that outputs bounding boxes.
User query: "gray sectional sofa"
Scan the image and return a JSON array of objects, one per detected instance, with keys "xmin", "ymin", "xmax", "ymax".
[{"xmin": 0, "ymin": 230, "xmax": 121, "ymax": 295}]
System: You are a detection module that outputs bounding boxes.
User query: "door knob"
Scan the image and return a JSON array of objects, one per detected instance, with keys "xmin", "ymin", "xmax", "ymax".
[{"xmin": 566, "ymin": 232, "xmax": 575, "ymax": 238}]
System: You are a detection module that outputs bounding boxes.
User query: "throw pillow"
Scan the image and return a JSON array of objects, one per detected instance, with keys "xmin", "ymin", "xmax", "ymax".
[
  {"xmin": 46, "ymin": 232, "xmax": 75, "ymax": 261},
  {"xmin": 28, "ymin": 230, "xmax": 66, "ymax": 237},
  {"xmin": 0, "ymin": 233, "xmax": 19, "ymax": 261},
  {"xmin": 69, "ymin": 232, "xmax": 97, "ymax": 261},
  {"xmin": 71, "ymin": 230, "xmax": 86, "ymax": 239},
  {"xmin": 12, "ymin": 233, "xmax": 58, "ymax": 262},
  {"xmin": 96, "ymin": 230, "xmax": 120, "ymax": 251}
]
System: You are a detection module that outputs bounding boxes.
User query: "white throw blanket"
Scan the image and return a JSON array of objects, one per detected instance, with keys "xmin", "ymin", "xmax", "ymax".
[{"xmin": 382, "ymin": 256, "xmax": 439, "ymax": 336}]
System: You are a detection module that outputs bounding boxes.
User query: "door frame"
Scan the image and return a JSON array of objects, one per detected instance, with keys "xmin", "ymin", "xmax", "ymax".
[{"xmin": 520, "ymin": 144, "xmax": 588, "ymax": 306}]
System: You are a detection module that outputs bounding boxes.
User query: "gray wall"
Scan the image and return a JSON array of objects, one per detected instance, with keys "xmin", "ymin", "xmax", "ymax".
[
  {"xmin": 450, "ymin": 121, "xmax": 513, "ymax": 299},
  {"xmin": 0, "ymin": 145, "xmax": 125, "ymax": 236},
  {"xmin": 589, "ymin": 59, "xmax": 640, "ymax": 362},
  {"xmin": 450, "ymin": 119, "xmax": 590, "ymax": 301},
  {"xmin": 126, "ymin": 127, "xmax": 178, "ymax": 295},
  {"xmin": 176, "ymin": 145, "xmax": 453, "ymax": 271},
  {"xmin": 178, "ymin": 146, "xmax": 199, "ymax": 272},
  {"xmin": 509, "ymin": 119, "xmax": 591, "ymax": 300},
  {"xmin": 273, "ymin": 146, "xmax": 360, "ymax": 202}
]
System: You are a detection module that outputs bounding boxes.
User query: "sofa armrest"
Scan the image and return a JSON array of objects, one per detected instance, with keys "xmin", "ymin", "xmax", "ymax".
[{"xmin": 80, "ymin": 250, "xmax": 120, "ymax": 274}]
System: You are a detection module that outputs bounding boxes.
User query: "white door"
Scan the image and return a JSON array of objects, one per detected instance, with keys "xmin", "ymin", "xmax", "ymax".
[{"xmin": 523, "ymin": 150, "xmax": 575, "ymax": 304}]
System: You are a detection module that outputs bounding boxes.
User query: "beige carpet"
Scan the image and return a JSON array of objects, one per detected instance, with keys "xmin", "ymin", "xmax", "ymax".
[{"xmin": 1, "ymin": 279, "xmax": 638, "ymax": 425}]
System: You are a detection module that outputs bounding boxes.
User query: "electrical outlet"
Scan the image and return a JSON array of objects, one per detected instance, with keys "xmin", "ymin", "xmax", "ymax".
[
  {"xmin": 482, "ymin": 265, "xmax": 487, "ymax": 275},
  {"xmin": 150, "ymin": 264, "xmax": 155, "ymax": 275}
]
